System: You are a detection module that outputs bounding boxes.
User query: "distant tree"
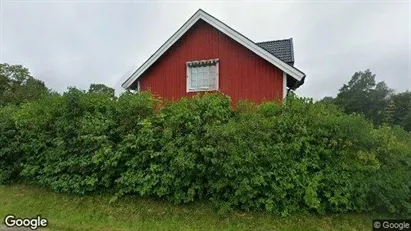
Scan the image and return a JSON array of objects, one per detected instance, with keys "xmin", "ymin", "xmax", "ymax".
[
  {"xmin": 391, "ymin": 91, "xmax": 411, "ymax": 131},
  {"xmin": 0, "ymin": 63, "xmax": 50, "ymax": 106},
  {"xmin": 318, "ymin": 96, "xmax": 335, "ymax": 104},
  {"xmin": 88, "ymin": 83, "xmax": 115, "ymax": 98},
  {"xmin": 383, "ymin": 99, "xmax": 396, "ymax": 125},
  {"xmin": 334, "ymin": 69, "xmax": 393, "ymax": 125},
  {"xmin": 402, "ymin": 112, "xmax": 411, "ymax": 132}
]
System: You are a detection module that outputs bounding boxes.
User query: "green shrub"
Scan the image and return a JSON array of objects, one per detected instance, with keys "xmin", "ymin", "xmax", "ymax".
[
  {"xmin": 116, "ymin": 93, "xmax": 233, "ymax": 203},
  {"xmin": 368, "ymin": 126, "xmax": 411, "ymax": 214},
  {"xmin": 0, "ymin": 90, "xmax": 410, "ymax": 216},
  {"xmin": 204, "ymin": 98, "xmax": 378, "ymax": 215},
  {"xmin": 11, "ymin": 89, "xmax": 157, "ymax": 194},
  {"xmin": 0, "ymin": 105, "xmax": 21, "ymax": 183}
]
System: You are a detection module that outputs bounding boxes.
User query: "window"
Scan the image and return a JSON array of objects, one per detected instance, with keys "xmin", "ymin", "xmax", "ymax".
[{"xmin": 186, "ymin": 59, "xmax": 219, "ymax": 92}]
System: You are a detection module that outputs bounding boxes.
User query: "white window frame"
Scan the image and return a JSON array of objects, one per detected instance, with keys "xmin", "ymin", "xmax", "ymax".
[{"xmin": 186, "ymin": 59, "xmax": 219, "ymax": 92}]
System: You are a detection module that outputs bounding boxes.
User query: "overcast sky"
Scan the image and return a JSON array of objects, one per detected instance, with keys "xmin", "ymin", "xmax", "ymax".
[{"xmin": 1, "ymin": 0, "xmax": 410, "ymax": 99}]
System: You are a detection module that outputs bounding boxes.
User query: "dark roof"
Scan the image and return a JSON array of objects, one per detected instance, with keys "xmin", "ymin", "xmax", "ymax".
[{"xmin": 256, "ymin": 39, "xmax": 294, "ymax": 66}]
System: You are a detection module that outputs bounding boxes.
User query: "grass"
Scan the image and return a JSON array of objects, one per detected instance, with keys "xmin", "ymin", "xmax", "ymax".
[{"xmin": 0, "ymin": 184, "xmax": 378, "ymax": 231}]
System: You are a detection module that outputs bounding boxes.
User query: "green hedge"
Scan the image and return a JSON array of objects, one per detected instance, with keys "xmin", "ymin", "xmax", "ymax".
[{"xmin": 1, "ymin": 89, "xmax": 410, "ymax": 216}]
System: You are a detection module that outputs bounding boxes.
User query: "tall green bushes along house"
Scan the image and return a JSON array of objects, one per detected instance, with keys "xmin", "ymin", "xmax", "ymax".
[{"xmin": 0, "ymin": 90, "xmax": 410, "ymax": 216}]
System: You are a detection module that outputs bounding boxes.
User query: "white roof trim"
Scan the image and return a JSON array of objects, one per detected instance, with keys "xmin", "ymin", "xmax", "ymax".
[
  {"xmin": 283, "ymin": 72, "xmax": 287, "ymax": 100},
  {"xmin": 122, "ymin": 9, "xmax": 305, "ymax": 89}
]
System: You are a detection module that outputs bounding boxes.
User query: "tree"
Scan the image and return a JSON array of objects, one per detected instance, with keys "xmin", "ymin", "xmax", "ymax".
[
  {"xmin": 391, "ymin": 91, "xmax": 411, "ymax": 131},
  {"xmin": 334, "ymin": 69, "xmax": 393, "ymax": 125},
  {"xmin": 0, "ymin": 63, "xmax": 50, "ymax": 106},
  {"xmin": 383, "ymin": 99, "xmax": 396, "ymax": 124},
  {"xmin": 88, "ymin": 83, "xmax": 115, "ymax": 98},
  {"xmin": 318, "ymin": 96, "xmax": 335, "ymax": 104}
]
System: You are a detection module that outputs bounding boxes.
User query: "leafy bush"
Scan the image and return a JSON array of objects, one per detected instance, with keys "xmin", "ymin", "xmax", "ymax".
[
  {"xmin": 116, "ymin": 93, "xmax": 233, "ymax": 203},
  {"xmin": 368, "ymin": 126, "xmax": 411, "ymax": 214},
  {"xmin": 0, "ymin": 90, "xmax": 410, "ymax": 216},
  {"xmin": 0, "ymin": 105, "xmax": 21, "ymax": 183},
  {"xmin": 204, "ymin": 98, "xmax": 379, "ymax": 215},
  {"xmin": 11, "ymin": 89, "xmax": 156, "ymax": 194}
]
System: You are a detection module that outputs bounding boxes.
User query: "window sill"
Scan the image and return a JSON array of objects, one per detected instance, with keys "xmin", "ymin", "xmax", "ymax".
[{"xmin": 187, "ymin": 88, "xmax": 219, "ymax": 93}]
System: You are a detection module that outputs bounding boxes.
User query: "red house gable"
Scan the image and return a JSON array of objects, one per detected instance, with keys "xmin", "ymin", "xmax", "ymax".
[{"xmin": 122, "ymin": 9, "xmax": 306, "ymax": 104}]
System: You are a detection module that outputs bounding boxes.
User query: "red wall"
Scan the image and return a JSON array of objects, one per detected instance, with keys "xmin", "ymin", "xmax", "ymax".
[{"xmin": 138, "ymin": 19, "xmax": 284, "ymax": 104}]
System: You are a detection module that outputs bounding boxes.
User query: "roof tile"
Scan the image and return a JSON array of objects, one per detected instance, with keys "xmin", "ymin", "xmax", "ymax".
[{"xmin": 256, "ymin": 39, "xmax": 294, "ymax": 65}]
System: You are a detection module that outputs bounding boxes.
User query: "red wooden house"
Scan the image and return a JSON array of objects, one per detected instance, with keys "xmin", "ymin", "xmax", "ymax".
[{"xmin": 122, "ymin": 9, "xmax": 306, "ymax": 104}]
